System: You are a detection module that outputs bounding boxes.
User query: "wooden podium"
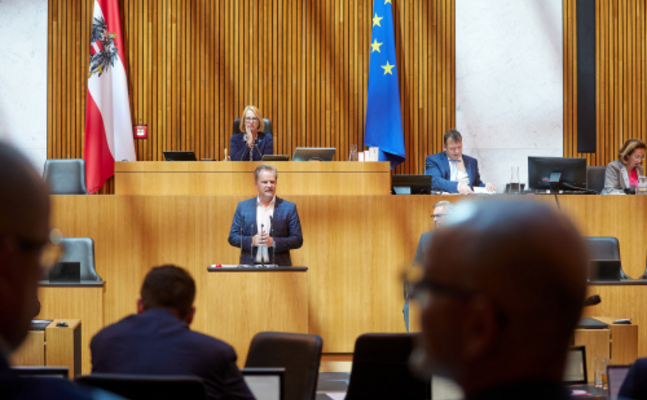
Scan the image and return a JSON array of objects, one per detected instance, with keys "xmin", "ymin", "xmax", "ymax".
[
  {"xmin": 202, "ymin": 267, "xmax": 309, "ymax": 366},
  {"xmin": 574, "ymin": 316, "xmax": 638, "ymax": 382},
  {"xmin": 11, "ymin": 319, "xmax": 81, "ymax": 379}
]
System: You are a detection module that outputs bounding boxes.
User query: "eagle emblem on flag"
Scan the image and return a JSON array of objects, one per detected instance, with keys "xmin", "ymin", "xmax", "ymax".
[{"xmin": 88, "ymin": 16, "xmax": 119, "ymax": 78}]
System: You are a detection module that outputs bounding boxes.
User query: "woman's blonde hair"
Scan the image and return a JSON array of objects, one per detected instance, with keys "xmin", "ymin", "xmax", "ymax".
[
  {"xmin": 239, "ymin": 105, "xmax": 265, "ymax": 133},
  {"xmin": 618, "ymin": 138, "xmax": 646, "ymax": 164}
]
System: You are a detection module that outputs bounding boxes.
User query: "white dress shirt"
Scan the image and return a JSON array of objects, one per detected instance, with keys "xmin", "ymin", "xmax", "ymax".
[{"xmin": 255, "ymin": 195, "xmax": 275, "ymax": 263}]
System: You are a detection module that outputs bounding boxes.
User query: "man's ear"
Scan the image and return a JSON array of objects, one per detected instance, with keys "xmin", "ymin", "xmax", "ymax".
[
  {"xmin": 136, "ymin": 298, "xmax": 145, "ymax": 314},
  {"xmin": 184, "ymin": 306, "xmax": 196, "ymax": 325},
  {"xmin": 461, "ymin": 296, "xmax": 499, "ymax": 361}
]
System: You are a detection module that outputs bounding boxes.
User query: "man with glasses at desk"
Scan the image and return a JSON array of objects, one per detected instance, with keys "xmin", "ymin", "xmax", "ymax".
[{"xmin": 413, "ymin": 200, "xmax": 453, "ymax": 265}]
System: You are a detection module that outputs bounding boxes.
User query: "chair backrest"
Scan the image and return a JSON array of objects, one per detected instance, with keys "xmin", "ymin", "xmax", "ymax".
[
  {"xmin": 232, "ymin": 118, "xmax": 273, "ymax": 135},
  {"xmin": 59, "ymin": 237, "xmax": 102, "ymax": 281},
  {"xmin": 583, "ymin": 236, "xmax": 620, "ymax": 260},
  {"xmin": 76, "ymin": 373, "xmax": 207, "ymax": 400},
  {"xmin": 586, "ymin": 166, "xmax": 607, "ymax": 193},
  {"xmin": 583, "ymin": 237, "xmax": 630, "ymax": 279},
  {"xmin": 345, "ymin": 333, "xmax": 431, "ymax": 400},
  {"xmin": 244, "ymin": 332, "xmax": 322, "ymax": 400},
  {"xmin": 43, "ymin": 159, "xmax": 89, "ymax": 195}
]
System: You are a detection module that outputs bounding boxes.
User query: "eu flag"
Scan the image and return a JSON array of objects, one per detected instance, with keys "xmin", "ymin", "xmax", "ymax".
[{"xmin": 364, "ymin": 0, "xmax": 405, "ymax": 169}]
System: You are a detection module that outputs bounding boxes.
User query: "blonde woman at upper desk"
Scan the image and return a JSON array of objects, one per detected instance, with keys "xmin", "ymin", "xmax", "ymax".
[{"xmin": 603, "ymin": 138, "xmax": 645, "ymax": 194}]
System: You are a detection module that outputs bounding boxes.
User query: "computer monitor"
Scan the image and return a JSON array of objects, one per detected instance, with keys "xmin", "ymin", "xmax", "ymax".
[
  {"xmin": 163, "ymin": 151, "xmax": 197, "ymax": 161},
  {"xmin": 292, "ymin": 147, "xmax": 336, "ymax": 161},
  {"xmin": 608, "ymin": 365, "xmax": 631, "ymax": 400},
  {"xmin": 527, "ymin": 157, "xmax": 587, "ymax": 192},
  {"xmin": 242, "ymin": 367, "xmax": 285, "ymax": 400},
  {"xmin": 563, "ymin": 345, "xmax": 587, "ymax": 384},
  {"xmin": 392, "ymin": 175, "xmax": 433, "ymax": 195}
]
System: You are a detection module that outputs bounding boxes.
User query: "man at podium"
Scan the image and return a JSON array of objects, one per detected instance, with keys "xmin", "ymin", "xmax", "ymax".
[{"xmin": 228, "ymin": 164, "xmax": 303, "ymax": 266}]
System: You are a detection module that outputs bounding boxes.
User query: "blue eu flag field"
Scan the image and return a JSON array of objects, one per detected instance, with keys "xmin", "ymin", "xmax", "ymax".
[{"xmin": 364, "ymin": 0, "xmax": 405, "ymax": 169}]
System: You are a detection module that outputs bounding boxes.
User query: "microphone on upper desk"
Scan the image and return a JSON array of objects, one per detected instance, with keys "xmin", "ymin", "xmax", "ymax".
[{"xmin": 583, "ymin": 294, "xmax": 601, "ymax": 307}]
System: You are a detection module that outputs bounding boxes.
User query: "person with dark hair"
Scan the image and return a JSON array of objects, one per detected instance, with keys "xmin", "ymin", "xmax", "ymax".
[
  {"xmin": 90, "ymin": 265, "xmax": 254, "ymax": 400},
  {"xmin": 0, "ymin": 141, "xmax": 117, "ymax": 400},
  {"xmin": 228, "ymin": 164, "xmax": 303, "ymax": 266},
  {"xmin": 603, "ymin": 138, "xmax": 646, "ymax": 194},
  {"xmin": 411, "ymin": 200, "xmax": 588, "ymax": 400},
  {"xmin": 425, "ymin": 129, "xmax": 495, "ymax": 194},
  {"xmin": 230, "ymin": 105, "xmax": 274, "ymax": 161}
]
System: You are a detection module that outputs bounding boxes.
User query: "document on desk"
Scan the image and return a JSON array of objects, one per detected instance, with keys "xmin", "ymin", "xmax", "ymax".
[{"xmin": 473, "ymin": 187, "xmax": 496, "ymax": 194}]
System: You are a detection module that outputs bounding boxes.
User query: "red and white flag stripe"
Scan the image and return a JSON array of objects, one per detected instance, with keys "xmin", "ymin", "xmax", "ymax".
[{"xmin": 84, "ymin": 0, "xmax": 136, "ymax": 193}]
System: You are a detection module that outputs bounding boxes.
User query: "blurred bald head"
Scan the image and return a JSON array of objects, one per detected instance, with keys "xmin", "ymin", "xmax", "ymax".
[
  {"xmin": 0, "ymin": 142, "xmax": 51, "ymax": 351},
  {"xmin": 418, "ymin": 200, "xmax": 588, "ymax": 395}
]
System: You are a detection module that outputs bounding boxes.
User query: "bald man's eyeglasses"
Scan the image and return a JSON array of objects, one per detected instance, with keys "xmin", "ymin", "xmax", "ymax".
[
  {"xmin": 431, "ymin": 214, "xmax": 446, "ymax": 220},
  {"xmin": 14, "ymin": 231, "xmax": 64, "ymax": 271},
  {"xmin": 411, "ymin": 278, "xmax": 476, "ymax": 305}
]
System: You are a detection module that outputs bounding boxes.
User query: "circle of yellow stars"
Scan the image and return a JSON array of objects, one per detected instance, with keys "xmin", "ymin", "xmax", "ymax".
[{"xmin": 371, "ymin": 0, "xmax": 395, "ymax": 76}]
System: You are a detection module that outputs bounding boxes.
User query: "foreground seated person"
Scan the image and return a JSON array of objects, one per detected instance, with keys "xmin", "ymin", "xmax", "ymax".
[
  {"xmin": 412, "ymin": 200, "xmax": 588, "ymax": 400},
  {"xmin": 90, "ymin": 265, "xmax": 255, "ymax": 400},
  {"xmin": 425, "ymin": 129, "xmax": 495, "ymax": 194},
  {"xmin": 0, "ymin": 142, "xmax": 119, "ymax": 399}
]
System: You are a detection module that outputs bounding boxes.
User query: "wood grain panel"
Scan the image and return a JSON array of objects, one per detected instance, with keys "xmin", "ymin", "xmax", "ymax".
[
  {"xmin": 47, "ymin": 0, "xmax": 456, "ymax": 193},
  {"xmin": 49, "ymin": 194, "xmax": 647, "ymax": 356},
  {"xmin": 36, "ymin": 287, "xmax": 103, "ymax": 374},
  {"xmin": 114, "ymin": 161, "xmax": 391, "ymax": 195},
  {"xmin": 564, "ymin": 0, "xmax": 647, "ymax": 165},
  {"xmin": 583, "ymin": 285, "xmax": 647, "ymax": 357},
  {"xmin": 199, "ymin": 271, "xmax": 309, "ymax": 366}
]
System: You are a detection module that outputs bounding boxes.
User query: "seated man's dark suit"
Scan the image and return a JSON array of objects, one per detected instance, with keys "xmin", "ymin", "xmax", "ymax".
[
  {"xmin": 0, "ymin": 355, "xmax": 100, "ymax": 400},
  {"xmin": 413, "ymin": 231, "xmax": 433, "ymax": 265},
  {"xmin": 230, "ymin": 132, "xmax": 274, "ymax": 161},
  {"xmin": 90, "ymin": 308, "xmax": 254, "ymax": 400},
  {"xmin": 619, "ymin": 358, "xmax": 647, "ymax": 399},
  {"xmin": 425, "ymin": 152, "xmax": 485, "ymax": 193},
  {"xmin": 228, "ymin": 197, "xmax": 303, "ymax": 266}
]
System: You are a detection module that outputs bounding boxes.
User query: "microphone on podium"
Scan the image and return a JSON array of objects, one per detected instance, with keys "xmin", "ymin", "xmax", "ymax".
[{"xmin": 583, "ymin": 294, "xmax": 601, "ymax": 307}]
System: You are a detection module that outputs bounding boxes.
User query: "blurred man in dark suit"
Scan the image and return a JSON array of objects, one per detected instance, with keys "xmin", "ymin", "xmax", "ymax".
[
  {"xmin": 0, "ymin": 142, "xmax": 112, "ymax": 400},
  {"xmin": 412, "ymin": 200, "xmax": 588, "ymax": 400},
  {"xmin": 91, "ymin": 265, "xmax": 254, "ymax": 400}
]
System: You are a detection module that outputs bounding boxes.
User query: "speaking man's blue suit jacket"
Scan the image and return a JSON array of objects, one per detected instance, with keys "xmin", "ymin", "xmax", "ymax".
[
  {"xmin": 425, "ymin": 152, "xmax": 485, "ymax": 193},
  {"xmin": 228, "ymin": 196, "xmax": 303, "ymax": 266}
]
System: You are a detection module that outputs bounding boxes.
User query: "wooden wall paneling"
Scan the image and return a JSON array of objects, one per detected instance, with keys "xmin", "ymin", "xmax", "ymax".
[
  {"xmin": 564, "ymin": 0, "xmax": 647, "ymax": 166},
  {"xmin": 48, "ymin": 0, "xmax": 456, "ymax": 193}
]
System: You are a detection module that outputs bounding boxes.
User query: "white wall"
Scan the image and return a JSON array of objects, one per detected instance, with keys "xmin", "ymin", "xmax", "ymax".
[
  {"xmin": 456, "ymin": 0, "xmax": 563, "ymax": 191},
  {"xmin": 0, "ymin": 0, "xmax": 48, "ymax": 171}
]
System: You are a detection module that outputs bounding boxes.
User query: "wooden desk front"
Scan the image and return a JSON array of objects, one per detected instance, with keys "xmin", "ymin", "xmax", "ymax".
[
  {"xmin": 36, "ymin": 284, "xmax": 104, "ymax": 375},
  {"xmin": 49, "ymin": 195, "xmax": 647, "ymax": 357},
  {"xmin": 201, "ymin": 267, "xmax": 308, "ymax": 366},
  {"xmin": 11, "ymin": 319, "xmax": 81, "ymax": 378},
  {"xmin": 115, "ymin": 161, "xmax": 390, "ymax": 195}
]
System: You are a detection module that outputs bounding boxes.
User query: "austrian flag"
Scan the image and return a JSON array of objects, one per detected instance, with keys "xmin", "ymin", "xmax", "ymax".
[{"xmin": 84, "ymin": 0, "xmax": 136, "ymax": 193}]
